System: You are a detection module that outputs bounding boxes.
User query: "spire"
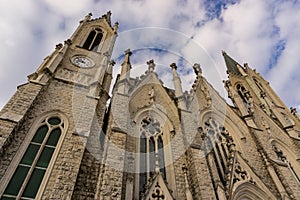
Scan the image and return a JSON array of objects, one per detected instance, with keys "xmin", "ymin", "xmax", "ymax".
[
  {"xmin": 120, "ymin": 49, "xmax": 132, "ymax": 80},
  {"xmin": 170, "ymin": 63, "xmax": 183, "ymax": 97},
  {"xmin": 170, "ymin": 63, "xmax": 186, "ymax": 109},
  {"xmin": 222, "ymin": 51, "xmax": 246, "ymax": 76}
]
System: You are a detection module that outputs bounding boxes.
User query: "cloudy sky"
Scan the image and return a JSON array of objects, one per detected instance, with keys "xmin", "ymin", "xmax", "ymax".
[{"xmin": 0, "ymin": 0, "xmax": 300, "ymax": 111}]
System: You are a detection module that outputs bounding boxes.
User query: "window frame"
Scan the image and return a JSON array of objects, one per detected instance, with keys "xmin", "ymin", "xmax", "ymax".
[
  {"xmin": 133, "ymin": 110, "xmax": 176, "ymax": 200},
  {"xmin": 0, "ymin": 111, "xmax": 69, "ymax": 199},
  {"xmin": 81, "ymin": 27, "xmax": 107, "ymax": 52}
]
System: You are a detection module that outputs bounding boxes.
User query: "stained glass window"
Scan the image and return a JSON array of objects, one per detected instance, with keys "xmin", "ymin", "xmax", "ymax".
[{"xmin": 1, "ymin": 115, "xmax": 65, "ymax": 200}]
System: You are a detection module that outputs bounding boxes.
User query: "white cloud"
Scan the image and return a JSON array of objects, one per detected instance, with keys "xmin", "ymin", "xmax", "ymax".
[{"xmin": 0, "ymin": 0, "xmax": 299, "ymax": 111}]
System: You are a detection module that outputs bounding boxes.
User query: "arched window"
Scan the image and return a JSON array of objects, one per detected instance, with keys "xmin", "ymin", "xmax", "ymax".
[
  {"xmin": 204, "ymin": 117, "xmax": 233, "ymax": 186},
  {"xmin": 82, "ymin": 28, "xmax": 103, "ymax": 51},
  {"xmin": 138, "ymin": 116, "xmax": 166, "ymax": 197},
  {"xmin": 236, "ymin": 84, "xmax": 248, "ymax": 105},
  {"xmin": 253, "ymin": 78, "xmax": 264, "ymax": 94},
  {"xmin": 1, "ymin": 115, "xmax": 67, "ymax": 199}
]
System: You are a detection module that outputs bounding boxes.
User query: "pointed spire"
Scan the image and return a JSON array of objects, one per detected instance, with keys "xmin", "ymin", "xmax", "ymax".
[
  {"xmin": 222, "ymin": 51, "xmax": 246, "ymax": 76},
  {"xmin": 120, "ymin": 49, "xmax": 132, "ymax": 80},
  {"xmin": 170, "ymin": 63, "xmax": 186, "ymax": 109},
  {"xmin": 170, "ymin": 63, "xmax": 183, "ymax": 96}
]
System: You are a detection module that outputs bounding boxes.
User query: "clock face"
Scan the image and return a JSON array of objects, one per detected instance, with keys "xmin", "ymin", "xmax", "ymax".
[{"xmin": 71, "ymin": 56, "xmax": 94, "ymax": 68}]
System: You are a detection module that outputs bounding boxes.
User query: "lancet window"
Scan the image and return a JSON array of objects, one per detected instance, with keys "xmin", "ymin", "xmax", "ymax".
[
  {"xmin": 236, "ymin": 84, "xmax": 248, "ymax": 105},
  {"xmin": 1, "ymin": 115, "xmax": 67, "ymax": 199}
]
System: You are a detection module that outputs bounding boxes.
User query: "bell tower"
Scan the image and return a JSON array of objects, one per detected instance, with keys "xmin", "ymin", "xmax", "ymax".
[
  {"xmin": 0, "ymin": 12, "xmax": 118, "ymax": 199},
  {"xmin": 223, "ymin": 51, "xmax": 300, "ymax": 139}
]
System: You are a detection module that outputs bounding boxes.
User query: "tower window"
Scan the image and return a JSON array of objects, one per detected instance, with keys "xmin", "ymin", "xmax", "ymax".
[
  {"xmin": 236, "ymin": 84, "xmax": 248, "ymax": 104},
  {"xmin": 1, "ymin": 116, "xmax": 66, "ymax": 199},
  {"xmin": 82, "ymin": 28, "xmax": 103, "ymax": 51}
]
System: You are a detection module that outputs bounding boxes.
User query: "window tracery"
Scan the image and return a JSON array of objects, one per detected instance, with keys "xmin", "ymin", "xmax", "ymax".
[
  {"xmin": 139, "ymin": 116, "xmax": 166, "ymax": 197},
  {"xmin": 204, "ymin": 117, "xmax": 233, "ymax": 185}
]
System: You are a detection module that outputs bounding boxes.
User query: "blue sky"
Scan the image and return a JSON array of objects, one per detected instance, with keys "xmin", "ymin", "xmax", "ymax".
[{"xmin": 0, "ymin": 0, "xmax": 300, "ymax": 111}]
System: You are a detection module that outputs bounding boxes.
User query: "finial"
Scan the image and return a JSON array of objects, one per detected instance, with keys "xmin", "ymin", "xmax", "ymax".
[
  {"xmin": 222, "ymin": 50, "xmax": 227, "ymax": 56},
  {"xmin": 125, "ymin": 49, "xmax": 132, "ymax": 56},
  {"xmin": 107, "ymin": 60, "xmax": 115, "ymax": 74},
  {"xmin": 170, "ymin": 63, "xmax": 177, "ymax": 70},
  {"xmin": 109, "ymin": 60, "xmax": 116, "ymax": 66},
  {"xmin": 147, "ymin": 59, "xmax": 155, "ymax": 72},
  {"xmin": 55, "ymin": 43, "xmax": 63, "ymax": 50},
  {"xmin": 82, "ymin": 13, "xmax": 92, "ymax": 22},
  {"xmin": 113, "ymin": 22, "xmax": 119, "ymax": 32},
  {"xmin": 105, "ymin": 11, "xmax": 112, "ymax": 25},
  {"xmin": 120, "ymin": 49, "xmax": 132, "ymax": 80},
  {"xmin": 122, "ymin": 49, "xmax": 132, "ymax": 65},
  {"xmin": 193, "ymin": 63, "xmax": 202, "ymax": 77},
  {"xmin": 64, "ymin": 39, "xmax": 72, "ymax": 45},
  {"xmin": 148, "ymin": 86, "xmax": 155, "ymax": 105}
]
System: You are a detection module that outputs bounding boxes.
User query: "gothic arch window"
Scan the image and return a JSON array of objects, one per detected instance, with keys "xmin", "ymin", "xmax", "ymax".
[
  {"xmin": 253, "ymin": 78, "xmax": 264, "ymax": 93},
  {"xmin": 1, "ymin": 113, "xmax": 68, "ymax": 199},
  {"xmin": 204, "ymin": 117, "xmax": 234, "ymax": 186},
  {"xmin": 82, "ymin": 28, "xmax": 103, "ymax": 51},
  {"xmin": 236, "ymin": 83, "xmax": 254, "ymax": 113},
  {"xmin": 236, "ymin": 83, "xmax": 248, "ymax": 105},
  {"xmin": 138, "ymin": 116, "xmax": 166, "ymax": 197}
]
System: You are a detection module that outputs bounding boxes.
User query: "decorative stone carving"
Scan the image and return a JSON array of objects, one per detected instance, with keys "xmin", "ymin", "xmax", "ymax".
[
  {"xmin": 290, "ymin": 107, "xmax": 298, "ymax": 117},
  {"xmin": 64, "ymin": 39, "xmax": 72, "ymax": 45},
  {"xmin": 55, "ymin": 43, "xmax": 63, "ymax": 50},
  {"xmin": 141, "ymin": 116, "xmax": 162, "ymax": 137},
  {"xmin": 244, "ymin": 92, "xmax": 254, "ymax": 114},
  {"xmin": 147, "ymin": 59, "xmax": 155, "ymax": 73},
  {"xmin": 82, "ymin": 13, "xmax": 92, "ymax": 22},
  {"xmin": 200, "ymin": 81, "xmax": 212, "ymax": 107},
  {"xmin": 272, "ymin": 145, "xmax": 287, "ymax": 162},
  {"xmin": 192, "ymin": 63, "xmax": 201, "ymax": 91},
  {"xmin": 113, "ymin": 22, "xmax": 119, "ymax": 32},
  {"xmin": 55, "ymin": 68, "xmax": 93, "ymax": 86},
  {"xmin": 148, "ymin": 87, "xmax": 155, "ymax": 105},
  {"xmin": 232, "ymin": 161, "xmax": 255, "ymax": 185},
  {"xmin": 151, "ymin": 183, "xmax": 165, "ymax": 200},
  {"xmin": 223, "ymin": 80, "xmax": 233, "ymax": 99},
  {"xmin": 169, "ymin": 130, "xmax": 175, "ymax": 138}
]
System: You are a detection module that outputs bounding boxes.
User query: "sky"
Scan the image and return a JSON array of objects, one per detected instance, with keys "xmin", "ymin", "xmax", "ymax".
[{"xmin": 0, "ymin": 0, "xmax": 300, "ymax": 111}]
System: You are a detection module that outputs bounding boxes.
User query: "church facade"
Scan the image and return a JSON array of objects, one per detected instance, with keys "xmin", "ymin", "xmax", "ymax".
[{"xmin": 1, "ymin": 12, "xmax": 300, "ymax": 200}]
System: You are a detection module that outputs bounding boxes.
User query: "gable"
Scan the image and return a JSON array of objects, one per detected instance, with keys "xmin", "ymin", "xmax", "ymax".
[{"xmin": 143, "ymin": 173, "xmax": 174, "ymax": 200}]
